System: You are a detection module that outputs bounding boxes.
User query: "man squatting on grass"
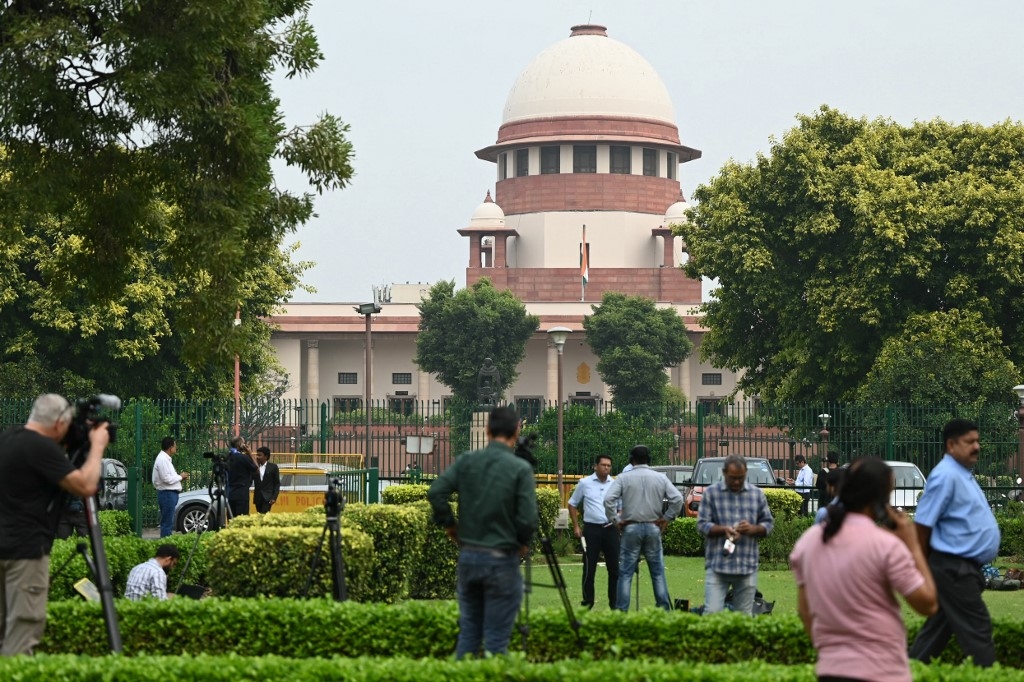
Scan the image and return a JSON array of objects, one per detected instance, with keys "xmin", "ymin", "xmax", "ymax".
[{"xmin": 427, "ymin": 406, "xmax": 538, "ymax": 658}]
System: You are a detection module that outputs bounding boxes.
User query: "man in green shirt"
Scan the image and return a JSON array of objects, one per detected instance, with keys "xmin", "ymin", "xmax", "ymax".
[{"xmin": 428, "ymin": 406, "xmax": 538, "ymax": 658}]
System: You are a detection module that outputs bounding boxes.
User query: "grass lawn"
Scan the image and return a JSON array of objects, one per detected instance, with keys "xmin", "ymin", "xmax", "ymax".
[{"xmin": 523, "ymin": 555, "xmax": 1024, "ymax": 621}]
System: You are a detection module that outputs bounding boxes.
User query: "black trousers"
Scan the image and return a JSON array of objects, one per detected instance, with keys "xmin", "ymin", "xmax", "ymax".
[
  {"xmin": 909, "ymin": 550, "xmax": 995, "ymax": 667},
  {"xmin": 228, "ymin": 494, "xmax": 250, "ymax": 518},
  {"xmin": 581, "ymin": 523, "xmax": 620, "ymax": 608}
]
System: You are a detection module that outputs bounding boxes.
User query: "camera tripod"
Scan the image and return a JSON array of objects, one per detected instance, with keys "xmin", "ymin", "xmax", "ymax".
[
  {"xmin": 303, "ymin": 476, "xmax": 347, "ymax": 601},
  {"xmin": 176, "ymin": 457, "xmax": 232, "ymax": 592},
  {"xmin": 518, "ymin": 535, "xmax": 582, "ymax": 653}
]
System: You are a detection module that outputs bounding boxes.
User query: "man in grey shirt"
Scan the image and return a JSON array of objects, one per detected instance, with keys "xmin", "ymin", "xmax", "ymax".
[{"xmin": 604, "ymin": 444, "xmax": 683, "ymax": 611}]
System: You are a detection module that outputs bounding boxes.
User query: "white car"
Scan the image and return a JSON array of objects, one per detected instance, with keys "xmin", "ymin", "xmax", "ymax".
[{"xmin": 886, "ymin": 461, "xmax": 926, "ymax": 510}]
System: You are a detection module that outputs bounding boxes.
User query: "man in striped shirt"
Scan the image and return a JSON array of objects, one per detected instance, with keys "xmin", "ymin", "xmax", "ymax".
[{"xmin": 125, "ymin": 545, "xmax": 180, "ymax": 601}]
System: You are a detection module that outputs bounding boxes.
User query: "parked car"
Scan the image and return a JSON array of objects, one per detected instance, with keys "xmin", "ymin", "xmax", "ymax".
[
  {"xmin": 885, "ymin": 460, "xmax": 925, "ymax": 510},
  {"xmin": 98, "ymin": 458, "xmax": 127, "ymax": 510},
  {"xmin": 651, "ymin": 464, "xmax": 694, "ymax": 498},
  {"xmin": 684, "ymin": 457, "xmax": 785, "ymax": 518},
  {"xmin": 174, "ymin": 463, "xmax": 360, "ymax": 533}
]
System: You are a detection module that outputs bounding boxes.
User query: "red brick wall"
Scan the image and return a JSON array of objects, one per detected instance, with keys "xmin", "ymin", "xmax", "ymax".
[
  {"xmin": 466, "ymin": 267, "xmax": 701, "ymax": 303},
  {"xmin": 495, "ymin": 174, "xmax": 681, "ymax": 215}
]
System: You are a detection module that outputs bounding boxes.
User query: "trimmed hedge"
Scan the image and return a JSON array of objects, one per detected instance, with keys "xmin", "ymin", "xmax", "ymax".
[
  {"xmin": 407, "ymin": 500, "xmax": 458, "ymax": 599},
  {"xmin": 36, "ymin": 598, "xmax": 1024, "ymax": 669},
  {"xmin": 662, "ymin": 517, "xmax": 703, "ymax": 556},
  {"xmin": 98, "ymin": 510, "xmax": 133, "ymax": 536},
  {"xmin": 3, "ymin": 656, "xmax": 1021, "ymax": 682},
  {"xmin": 341, "ymin": 503, "xmax": 428, "ymax": 603},
  {"xmin": 205, "ymin": 526, "xmax": 376, "ymax": 600},
  {"xmin": 382, "ymin": 483, "xmax": 431, "ymax": 504},
  {"xmin": 764, "ymin": 488, "xmax": 803, "ymax": 520}
]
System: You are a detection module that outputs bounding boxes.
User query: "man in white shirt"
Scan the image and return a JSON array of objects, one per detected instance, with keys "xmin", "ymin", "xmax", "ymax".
[
  {"xmin": 125, "ymin": 544, "xmax": 179, "ymax": 600},
  {"xmin": 787, "ymin": 454, "xmax": 815, "ymax": 516},
  {"xmin": 152, "ymin": 437, "xmax": 188, "ymax": 537},
  {"xmin": 568, "ymin": 454, "xmax": 619, "ymax": 609}
]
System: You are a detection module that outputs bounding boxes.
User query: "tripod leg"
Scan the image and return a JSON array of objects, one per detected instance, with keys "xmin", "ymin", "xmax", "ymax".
[
  {"xmin": 540, "ymin": 537, "xmax": 583, "ymax": 647},
  {"xmin": 303, "ymin": 523, "xmax": 330, "ymax": 598},
  {"xmin": 327, "ymin": 517, "xmax": 347, "ymax": 601},
  {"xmin": 82, "ymin": 494, "xmax": 123, "ymax": 653}
]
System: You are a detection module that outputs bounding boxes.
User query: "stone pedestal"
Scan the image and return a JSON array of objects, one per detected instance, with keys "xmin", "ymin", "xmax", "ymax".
[{"xmin": 471, "ymin": 410, "xmax": 490, "ymax": 451}]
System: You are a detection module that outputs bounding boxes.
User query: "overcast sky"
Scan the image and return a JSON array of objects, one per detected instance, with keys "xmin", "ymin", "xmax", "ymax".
[{"xmin": 272, "ymin": 0, "xmax": 1024, "ymax": 303}]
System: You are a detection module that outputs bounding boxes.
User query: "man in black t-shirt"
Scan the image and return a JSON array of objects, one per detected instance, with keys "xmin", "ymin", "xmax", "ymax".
[{"xmin": 0, "ymin": 394, "xmax": 109, "ymax": 655}]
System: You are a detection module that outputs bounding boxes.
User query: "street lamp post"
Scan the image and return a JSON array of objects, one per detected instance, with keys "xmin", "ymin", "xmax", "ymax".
[
  {"xmin": 818, "ymin": 412, "xmax": 831, "ymax": 463},
  {"xmin": 547, "ymin": 326, "xmax": 571, "ymax": 498},
  {"xmin": 233, "ymin": 308, "xmax": 241, "ymax": 438},
  {"xmin": 1013, "ymin": 385, "xmax": 1024, "ymax": 476},
  {"xmin": 356, "ymin": 303, "xmax": 382, "ymax": 468}
]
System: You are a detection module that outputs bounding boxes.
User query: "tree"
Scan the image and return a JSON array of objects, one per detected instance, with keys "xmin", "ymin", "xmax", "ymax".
[
  {"xmin": 414, "ymin": 279, "xmax": 539, "ymax": 404},
  {"xmin": 0, "ymin": 1, "xmax": 354, "ymax": 398},
  {"xmin": 678, "ymin": 106, "xmax": 1024, "ymax": 402},
  {"xmin": 582, "ymin": 292, "xmax": 692, "ymax": 404}
]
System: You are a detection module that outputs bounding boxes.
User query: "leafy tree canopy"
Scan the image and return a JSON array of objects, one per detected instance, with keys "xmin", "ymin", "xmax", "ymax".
[
  {"xmin": 582, "ymin": 292, "xmax": 692, "ymax": 403},
  {"xmin": 414, "ymin": 279, "xmax": 539, "ymax": 404},
  {"xmin": 0, "ymin": 1, "xmax": 354, "ymax": 398},
  {"xmin": 678, "ymin": 106, "xmax": 1024, "ymax": 402}
]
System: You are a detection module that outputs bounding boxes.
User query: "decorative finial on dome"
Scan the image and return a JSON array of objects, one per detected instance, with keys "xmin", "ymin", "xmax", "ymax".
[
  {"xmin": 484, "ymin": 190, "xmax": 493, "ymax": 203},
  {"xmin": 569, "ymin": 24, "xmax": 607, "ymax": 37},
  {"xmin": 678, "ymin": 190, "xmax": 686, "ymax": 202}
]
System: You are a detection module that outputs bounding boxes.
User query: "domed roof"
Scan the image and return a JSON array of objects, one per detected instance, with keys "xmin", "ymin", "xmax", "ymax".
[
  {"xmin": 502, "ymin": 25, "xmax": 675, "ymax": 125},
  {"xmin": 469, "ymin": 191, "xmax": 505, "ymax": 228},
  {"xmin": 664, "ymin": 192, "xmax": 690, "ymax": 224}
]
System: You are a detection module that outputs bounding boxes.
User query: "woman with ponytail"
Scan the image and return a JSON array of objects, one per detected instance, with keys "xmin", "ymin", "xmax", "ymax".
[{"xmin": 790, "ymin": 457, "xmax": 937, "ymax": 682}]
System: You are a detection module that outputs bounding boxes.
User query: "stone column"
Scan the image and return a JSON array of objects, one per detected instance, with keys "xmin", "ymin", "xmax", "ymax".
[
  {"xmin": 662, "ymin": 233, "xmax": 675, "ymax": 267},
  {"xmin": 494, "ymin": 233, "xmax": 507, "ymax": 268},
  {"xmin": 417, "ymin": 369, "xmax": 430, "ymax": 404},
  {"xmin": 306, "ymin": 340, "xmax": 320, "ymax": 401}
]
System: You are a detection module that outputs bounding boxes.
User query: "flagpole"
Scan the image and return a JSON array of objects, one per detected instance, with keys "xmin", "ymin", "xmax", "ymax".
[{"xmin": 581, "ymin": 224, "xmax": 587, "ymax": 302}]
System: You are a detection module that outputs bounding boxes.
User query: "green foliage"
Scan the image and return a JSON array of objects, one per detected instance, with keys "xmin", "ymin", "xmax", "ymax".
[
  {"xmin": 996, "ymin": 509, "xmax": 1024, "ymax": 558},
  {"xmin": 98, "ymin": 510, "xmax": 133, "ymax": 537},
  {"xmin": 663, "ymin": 517, "xmax": 705, "ymax": 556},
  {"xmin": 525, "ymin": 404, "xmax": 676, "ymax": 474},
  {"xmin": 0, "ymin": 1, "xmax": 354, "ymax": 398},
  {"xmin": 339, "ymin": 503, "xmax": 428, "ymax": 603},
  {"xmin": 414, "ymin": 279, "xmax": 539, "ymax": 404},
  {"xmin": 583, "ymin": 292, "xmax": 693, "ymax": 403},
  {"xmin": 760, "ymin": 516, "xmax": 816, "ymax": 569},
  {"xmin": 764, "ymin": 488, "xmax": 804, "ymax": 521},
  {"xmin": 381, "ymin": 484, "xmax": 431, "ymax": 504},
  {"xmin": 680, "ymin": 106, "xmax": 1024, "ymax": 402},
  {"xmin": 204, "ymin": 526, "xmax": 375, "ymax": 600},
  {"xmin": 407, "ymin": 500, "xmax": 458, "ymax": 599},
  {"xmin": 535, "ymin": 487, "xmax": 561, "ymax": 539},
  {"xmin": 860, "ymin": 310, "xmax": 1018, "ymax": 405},
  {"xmin": 35, "ymin": 599, "xmax": 1024, "ymax": 672}
]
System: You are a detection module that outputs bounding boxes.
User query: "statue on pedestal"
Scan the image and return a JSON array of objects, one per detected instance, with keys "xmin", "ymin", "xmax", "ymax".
[{"xmin": 476, "ymin": 358, "xmax": 502, "ymax": 407}]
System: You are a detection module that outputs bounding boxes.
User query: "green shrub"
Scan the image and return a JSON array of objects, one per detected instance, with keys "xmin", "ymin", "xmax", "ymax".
[
  {"xmin": 342, "ymin": 503, "xmax": 428, "ymax": 603},
  {"xmin": 998, "ymin": 512, "xmax": 1024, "ymax": 557},
  {"xmin": 227, "ymin": 510, "xmax": 323, "ymax": 528},
  {"xmin": 408, "ymin": 500, "xmax": 458, "ymax": 599},
  {"xmin": 36, "ymin": 598, "xmax": 1024, "ymax": 670},
  {"xmin": 536, "ymin": 487, "xmax": 560, "ymax": 538},
  {"xmin": 381, "ymin": 483, "xmax": 431, "ymax": 504},
  {"xmin": 764, "ymin": 488, "xmax": 803, "ymax": 520},
  {"xmin": 663, "ymin": 517, "xmax": 704, "ymax": 556},
  {"xmin": 204, "ymin": 526, "xmax": 375, "ymax": 600},
  {"xmin": 98, "ymin": 510, "xmax": 133, "ymax": 536},
  {"xmin": 759, "ymin": 516, "xmax": 815, "ymax": 569}
]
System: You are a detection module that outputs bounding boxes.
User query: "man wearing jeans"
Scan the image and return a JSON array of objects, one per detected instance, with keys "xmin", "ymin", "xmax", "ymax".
[
  {"xmin": 697, "ymin": 454, "xmax": 774, "ymax": 615},
  {"xmin": 603, "ymin": 444, "xmax": 683, "ymax": 611},
  {"xmin": 428, "ymin": 406, "xmax": 537, "ymax": 658},
  {"xmin": 152, "ymin": 436, "xmax": 188, "ymax": 537}
]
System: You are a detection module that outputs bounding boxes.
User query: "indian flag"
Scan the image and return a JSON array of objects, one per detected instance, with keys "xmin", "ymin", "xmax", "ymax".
[{"xmin": 580, "ymin": 225, "xmax": 589, "ymax": 285}]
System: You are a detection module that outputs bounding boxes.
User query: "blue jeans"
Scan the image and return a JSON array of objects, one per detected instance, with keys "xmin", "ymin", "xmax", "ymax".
[
  {"xmin": 704, "ymin": 569, "xmax": 757, "ymax": 615},
  {"xmin": 157, "ymin": 490, "xmax": 179, "ymax": 537},
  {"xmin": 616, "ymin": 522, "xmax": 671, "ymax": 611},
  {"xmin": 455, "ymin": 547, "xmax": 523, "ymax": 658}
]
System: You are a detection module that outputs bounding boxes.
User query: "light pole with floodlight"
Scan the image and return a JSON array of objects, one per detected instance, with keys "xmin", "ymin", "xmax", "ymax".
[
  {"xmin": 818, "ymin": 413, "xmax": 831, "ymax": 463},
  {"xmin": 547, "ymin": 326, "xmax": 571, "ymax": 497},
  {"xmin": 233, "ymin": 308, "xmax": 241, "ymax": 438},
  {"xmin": 1013, "ymin": 385, "xmax": 1024, "ymax": 477},
  {"xmin": 356, "ymin": 302, "xmax": 382, "ymax": 467}
]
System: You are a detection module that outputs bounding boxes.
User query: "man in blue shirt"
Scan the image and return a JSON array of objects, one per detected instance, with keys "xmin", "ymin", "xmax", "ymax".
[
  {"xmin": 697, "ymin": 454, "xmax": 774, "ymax": 615},
  {"xmin": 910, "ymin": 418, "xmax": 1000, "ymax": 667},
  {"xmin": 568, "ymin": 454, "xmax": 619, "ymax": 609}
]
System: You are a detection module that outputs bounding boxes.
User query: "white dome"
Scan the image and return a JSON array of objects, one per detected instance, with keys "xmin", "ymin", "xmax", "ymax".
[
  {"xmin": 664, "ymin": 195, "xmax": 690, "ymax": 224},
  {"xmin": 503, "ymin": 25, "xmax": 675, "ymax": 125},
  {"xmin": 469, "ymin": 191, "xmax": 505, "ymax": 228}
]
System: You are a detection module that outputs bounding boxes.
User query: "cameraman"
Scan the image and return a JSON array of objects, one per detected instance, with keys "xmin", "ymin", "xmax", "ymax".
[
  {"xmin": 226, "ymin": 436, "xmax": 258, "ymax": 517},
  {"xmin": 0, "ymin": 394, "xmax": 109, "ymax": 655}
]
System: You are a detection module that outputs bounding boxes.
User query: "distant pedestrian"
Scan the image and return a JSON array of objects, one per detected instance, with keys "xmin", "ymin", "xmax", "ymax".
[
  {"xmin": 909, "ymin": 418, "xmax": 1000, "ymax": 667},
  {"xmin": 568, "ymin": 454, "xmax": 620, "ymax": 610},
  {"xmin": 225, "ymin": 437, "xmax": 258, "ymax": 517},
  {"xmin": 697, "ymin": 454, "xmax": 774, "ymax": 615},
  {"xmin": 814, "ymin": 468, "xmax": 844, "ymax": 524},
  {"xmin": 152, "ymin": 437, "xmax": 188, "ymax": 537},
  {"xmin": 603, "ymin": 445, "xmax": 683, "ymax": 611},
  {"xmin": 787, "ymin": 454, "xmax": 814, "ymax": 516},
  {"xmin": 254, "ymin": 447, "xmax": 280, "ymax": 514},
  {"xmin": 791, "ymin": 456, "xmax": 937, "ymax": 682},
  {"xmin": 817, "ymin": 451, "xmax": 840, "ymax": 509}
]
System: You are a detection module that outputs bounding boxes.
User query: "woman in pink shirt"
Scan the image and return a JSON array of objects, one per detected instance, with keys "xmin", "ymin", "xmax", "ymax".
[{"xmin": 791, "ymin": 457, "xmax": 937, "ymax": 682}]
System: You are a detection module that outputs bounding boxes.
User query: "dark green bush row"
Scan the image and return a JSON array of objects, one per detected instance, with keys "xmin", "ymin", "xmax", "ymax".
[
  {"xmin": 38, "ymin": 598, "xmax": 1024, "ymax": 669},
  {"xmin": 4, "ymin": 655, "xmax": 1020, "ymax": 682},
  {"xmin": 98, "ymin": 510, "xmax": 133, "ymax": 536},
  {"xmin": 996, "ymin": 511, "xmax": 1024, "ymax": 557}
]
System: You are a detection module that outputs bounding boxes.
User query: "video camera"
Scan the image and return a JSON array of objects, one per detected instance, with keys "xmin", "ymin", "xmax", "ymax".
[
  {"xmin": 324, "ymin": 475, "xmax": 346, "ymax": 517},
  {"xmin": 202, "ymin": 451, "xmax": 228, "ymax": 463},
  {"xmin": 64, "ymin": 394, "xmax": 121, "ymax": 460},
  {"xmin": 515, "ymin": 432, "xmax": 539, "ymax": 468}
]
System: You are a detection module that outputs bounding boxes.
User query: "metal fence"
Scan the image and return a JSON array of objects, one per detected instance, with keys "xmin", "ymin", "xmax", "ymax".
[{"xmin": 2, "ymin": 397, "xmax": 1021, "ymax": 530}]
